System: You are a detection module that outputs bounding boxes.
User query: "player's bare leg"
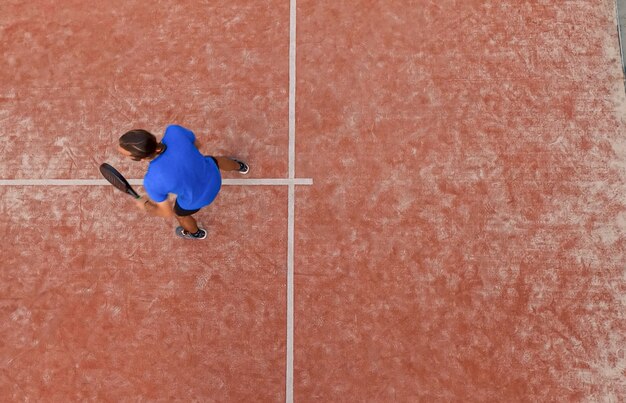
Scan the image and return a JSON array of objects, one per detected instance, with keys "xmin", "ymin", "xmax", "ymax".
[
  {"xmin": 214, "ymin": 157, "xmax": 249, "ymax": 174},
  {"xmin": 176, "ymin": 214, "xmax": 199, "ymax": 233}
]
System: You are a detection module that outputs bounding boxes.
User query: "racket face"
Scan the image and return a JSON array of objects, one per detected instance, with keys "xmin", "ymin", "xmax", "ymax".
[{"xmin": 99, "ymin": 163, "xmax": 140, "ymax": 199}]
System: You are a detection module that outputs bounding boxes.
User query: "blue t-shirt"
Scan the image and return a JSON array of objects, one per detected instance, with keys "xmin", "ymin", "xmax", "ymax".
[{"xmin": 144, "ymin": 125, "xmax": 221, "ymax": 210}]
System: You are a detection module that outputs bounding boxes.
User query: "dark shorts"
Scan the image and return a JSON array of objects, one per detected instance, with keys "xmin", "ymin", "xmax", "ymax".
[
  {"xmin": 174, "ymin": 201, "xmax": 201, "ymax": 216},
  {"xmin": 173, "ymin": 156, "xmax": 218, "ymax": 217}
]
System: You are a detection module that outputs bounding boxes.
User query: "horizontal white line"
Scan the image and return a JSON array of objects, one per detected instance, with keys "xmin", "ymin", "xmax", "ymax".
[
  {"xmin": 0, "ymin": 178, "xmax": 313, "ymax": 186},
  {"xmin": 223, "ymin": 178, "xmax": 312, "ymax": 186}
]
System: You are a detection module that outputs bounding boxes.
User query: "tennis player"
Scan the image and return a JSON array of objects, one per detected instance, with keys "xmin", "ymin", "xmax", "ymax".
[{"xmin": 117, "ymin": 125, "xmax": 248, "ymax": 239}]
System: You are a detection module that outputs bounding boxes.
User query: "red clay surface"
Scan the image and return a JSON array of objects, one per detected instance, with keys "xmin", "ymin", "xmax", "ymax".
[
  {"xmin": 1, "ymin": 0, "xmax": 289, "ymax": 401},
  {"xmin": 295, "ymin": 0, "xmax": 626, "ymax": 401},
  {"xmin": 1, "ymin": 0, "xmax": 626, "ymax": 401},
  {"xmin": 1, "ymin": 186, "xmax": 288, "ymax": 401}
]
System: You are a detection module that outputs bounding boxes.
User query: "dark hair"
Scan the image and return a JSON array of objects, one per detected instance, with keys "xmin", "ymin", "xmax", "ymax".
[{"xmin": 119, "ymin": 129, "xmax": 158, "ymax": 161}]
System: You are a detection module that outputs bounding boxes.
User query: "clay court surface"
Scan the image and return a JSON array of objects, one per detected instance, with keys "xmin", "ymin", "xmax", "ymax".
[{"xmin": 1, "ymin": 0, "xmax": 626, "ymax": 401}]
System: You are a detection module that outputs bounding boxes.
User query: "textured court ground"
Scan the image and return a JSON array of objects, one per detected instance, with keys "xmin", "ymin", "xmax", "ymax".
[{"xmin": 1, "ymin": 0, "xmax": 626, "ymax": 401}]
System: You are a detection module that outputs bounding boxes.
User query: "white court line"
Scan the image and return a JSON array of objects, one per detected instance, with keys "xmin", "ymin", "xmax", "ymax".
[
  {"xmin": 288, "ymin": 0, "xmax": 297, "ymax": 181},
  {"xmin": 0, "ymin": 178, "xmax": 313, "ymax": 186},
  {"xmin": 286, "ymin": 183, "xmax": 295, "ymax": 403},
  {"xmin": 286, "ymin": 0, "xmax": 297, "ymax": 402}
]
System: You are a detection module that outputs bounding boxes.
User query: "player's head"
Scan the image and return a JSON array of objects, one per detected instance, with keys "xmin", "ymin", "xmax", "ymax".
[{"xmin": 118, "ymin": 129, "xmax": 158, "ymax": 161}]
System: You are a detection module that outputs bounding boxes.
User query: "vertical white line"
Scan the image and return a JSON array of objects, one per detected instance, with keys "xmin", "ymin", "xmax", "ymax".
[
  {"xmin": 286, "ymin": 184, "xmax": 295, "ymax": 403},
  {"xmin": 287, "ymin": 0, "xmax": 297, "ymax": 402},
  {"xmin": 289, "ymin": 0, "xmax": 297, "ymax": 180}
]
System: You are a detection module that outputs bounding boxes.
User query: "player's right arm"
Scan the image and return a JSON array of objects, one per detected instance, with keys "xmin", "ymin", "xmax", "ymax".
[{"xmin": 140, "ymin": 198, "xmax": 174, "ymax": 218}]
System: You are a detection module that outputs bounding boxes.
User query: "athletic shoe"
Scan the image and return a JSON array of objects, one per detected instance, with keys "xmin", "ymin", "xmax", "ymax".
[
  {"xmin": 231, "ymin": 158, "xmax": 249, "ymax": 175},
  {"xmin": 175, "ymin": 226, "xmax": 207, "ymax": 240}
]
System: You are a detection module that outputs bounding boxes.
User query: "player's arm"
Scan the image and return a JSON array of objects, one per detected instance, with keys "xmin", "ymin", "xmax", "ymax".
[{"xmin": 135, "ymin": 197, "xmax": 174, "ymax": 218}]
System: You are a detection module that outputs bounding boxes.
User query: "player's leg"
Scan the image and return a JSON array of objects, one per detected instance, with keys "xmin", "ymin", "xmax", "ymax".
[
  {"xmin": 176, "ymin": 214, "xmax": 199, "ymax": 233},
  {"xmin": 173, "ymin": 201, "xmax": 206, "ymax": 239},
  {"xmin": 212, "ymin": 156, "xmax": 249, "ymax": 174}
]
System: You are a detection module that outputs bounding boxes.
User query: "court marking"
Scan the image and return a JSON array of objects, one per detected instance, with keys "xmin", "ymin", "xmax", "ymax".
[
  {"xmin": 286, "ymin": 183, "xmax": 295, "ymax": 403},
  {"xmin": 0, "ymin": 178, "xmax": 313, "ymax": 186},
  {"xmin": 287, "ymin": 0, "xmax": 297, "ymax": 401}
]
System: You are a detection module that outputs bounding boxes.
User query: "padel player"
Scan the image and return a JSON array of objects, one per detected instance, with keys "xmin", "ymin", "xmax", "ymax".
[{"xmin": 117, "ymin": 125, "xmax": 248, "ymax": 239}]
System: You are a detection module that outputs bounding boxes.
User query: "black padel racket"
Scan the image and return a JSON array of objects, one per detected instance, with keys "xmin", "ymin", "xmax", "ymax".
[{"xmin": 99, "ymin": 163, "xmax": 140, "ymax": 199}]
